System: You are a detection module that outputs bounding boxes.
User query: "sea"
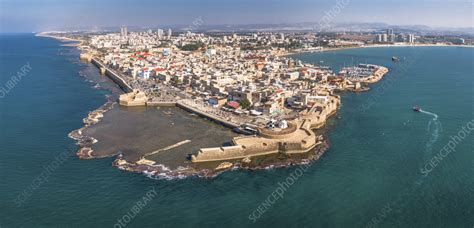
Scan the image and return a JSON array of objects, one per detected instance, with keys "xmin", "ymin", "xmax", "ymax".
[{"xmin": 0, "ymin": 34, "xmax": 472, "ymax": 227}]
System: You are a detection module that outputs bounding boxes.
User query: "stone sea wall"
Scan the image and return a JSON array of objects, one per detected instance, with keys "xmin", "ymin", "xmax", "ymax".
[
  {"xmin": 191, "ymin": 94, "xmax": 341, "ymax": 163},
  {"xmin": 90, "ymin": 58, "xmax": 133, "ymax": 93}
]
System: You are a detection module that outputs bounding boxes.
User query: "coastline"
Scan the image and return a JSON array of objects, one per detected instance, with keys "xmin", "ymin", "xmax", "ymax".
[
  {"xmin": 35, "ymin": 32, "xmax": 84, "ymax": 47},
  {"xmin": 69, "ymin": 97, "xmax": 116, "ymax": 159},
  {"xmin": 42, "ymin": 34, "xmax": 121, "ymax": 160},
  {"xmin": 53, "ymin": 33, "xmax": 391, "ymax": 179},
  {"xmin": 2, "ymin": 32, "xmax": 472, "ymax": 228},
  {"xmin": 115, "ymin": 142, "xmax": 329, "ymax": 179},
  {"xmin": 281, "ymin": 43, "xmax": 474, "ymax": 57}
]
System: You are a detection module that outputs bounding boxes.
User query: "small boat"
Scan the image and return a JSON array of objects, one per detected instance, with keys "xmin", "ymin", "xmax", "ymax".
[
  {"xmin": 413, "ymin": 106, "xmax": 421, "ymax": 112},
  {"xmin": 392, "ymin": 56, "xmax": 399, "ymax": 62},
  {"xmin": 232, "ymin": 127, "xmax": 252, "ymax": 135},
  {"xmin": 232, "ymin": 126, "xmax": 257, "ymax": 135}
]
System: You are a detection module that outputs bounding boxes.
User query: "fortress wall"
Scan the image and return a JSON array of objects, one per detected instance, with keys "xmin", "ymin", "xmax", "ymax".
[
  {"xmin": 189, "ymin": 93, "xmax": 342, "ymax": 163},
  {"xmin": 243, "ymin": 142, "xmax": 279, "ymax": 152},
  {"xmin": 90, "ymin": 58, "xmax": 133, "ymax": 93},
  {"xmin": 192, "ymin": 145, "xmax": 279, "ymax": 162},
  {"xmin": 192, "ymin": 128, "xmax": 317, "ymax": 163}
]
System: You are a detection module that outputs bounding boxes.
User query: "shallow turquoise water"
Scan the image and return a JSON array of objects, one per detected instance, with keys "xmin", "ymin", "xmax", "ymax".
[{"xmin": 0, "ymin": 34, "xmax": 472, "ymax": 227}]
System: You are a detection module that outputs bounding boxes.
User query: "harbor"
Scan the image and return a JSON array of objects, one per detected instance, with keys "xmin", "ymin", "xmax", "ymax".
[
  {"xmin": 3, "ymin": 34, "xmax": 472, "ymax": 227},
  {"xmin": 78, "ymin": 54, "xmax": 347, "ymax": 176},
  {"xmin": 2, "ymin": 0, "xmax": 473, "ymax": 226},
  {"xmin": 69, "ymin": 30, "xmax": 390, "ymax": 177}
]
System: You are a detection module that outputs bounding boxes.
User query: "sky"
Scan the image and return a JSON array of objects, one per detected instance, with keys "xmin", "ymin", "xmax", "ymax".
[{"xmin": 0, "ymin": 0, "xmax": 473, "ymax": 32}]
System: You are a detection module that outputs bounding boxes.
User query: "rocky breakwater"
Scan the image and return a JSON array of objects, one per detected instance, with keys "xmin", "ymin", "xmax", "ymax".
[{"xmin": 69, "ymin": 96, "xmax": 116, "ymax": 159}]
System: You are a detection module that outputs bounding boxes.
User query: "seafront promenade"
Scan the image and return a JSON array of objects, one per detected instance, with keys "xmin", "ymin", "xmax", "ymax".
[
  {"xmin": 80, "ymin": 54, "xmax": 133, "ymax": 93},
  {"xmin": 177, "ymin": 100, "xmax": 241, "ymax": 128},
  {"xmin": 85, "ymin": 54, "xmax": 246, "ymax": 129},
  {"xmin": 91, "ymin": 58, "xmax": 133, "ymax": 93}
]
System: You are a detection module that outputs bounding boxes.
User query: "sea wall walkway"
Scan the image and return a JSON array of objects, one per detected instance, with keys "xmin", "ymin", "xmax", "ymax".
[
  {"xmin": 176, "ymin": 99, "xmax": 240, "ymax": 128},
  {"xmin": 90, "ymin": 58, "xmax": 133, "ymax": 93}
]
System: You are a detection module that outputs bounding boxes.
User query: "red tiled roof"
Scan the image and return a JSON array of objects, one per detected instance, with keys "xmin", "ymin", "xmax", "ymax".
[{"xmin": 226, "ymin": 101, "xmax": 240, "ymax": 109}]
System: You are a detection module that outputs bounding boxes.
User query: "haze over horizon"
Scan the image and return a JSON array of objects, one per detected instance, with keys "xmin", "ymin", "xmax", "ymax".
[{"xmin": 1, "ymin": 0, "xmax": 473, "ymax": 33}]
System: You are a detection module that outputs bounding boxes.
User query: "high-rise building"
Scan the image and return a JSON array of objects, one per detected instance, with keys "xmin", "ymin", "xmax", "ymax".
[
  {"xmin": 375, "ymin": 34, "xmax": 383, "ymax": 43},
  {"xmin": 381, "ymin": 34, "xmax": 388, "ymax": 43},
  {"xmin": 120, "ymin": 26, "xmax": 128, "ymax": 38},
  {"xmin": 157, "ymin": 29, "xmax": 164, "ymax": 38},
  {"xmin": 408, "ymin": 34, "xmax": 415, "ymax": 43},
  {"xmin": 387, "ymin": 28, "xmax": 393, "ymax": 36},
  {"xmin": 167, "ymin": 29, "xmax": 172, "ymax": 39},
  {"xmin": 455, "ymin": 38, "xmax": 465, "ymax": 45}
]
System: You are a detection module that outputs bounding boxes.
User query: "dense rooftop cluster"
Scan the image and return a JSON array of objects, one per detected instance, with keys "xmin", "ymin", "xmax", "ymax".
[{"xmin": 86, "ymin": 30, "xmax": 384, "ymax": 124}]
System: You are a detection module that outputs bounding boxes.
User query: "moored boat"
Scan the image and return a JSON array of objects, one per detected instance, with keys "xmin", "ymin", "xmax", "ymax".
[{"xmin": 232, "ymin": 126, "xmax": 257, "ymax": 135}]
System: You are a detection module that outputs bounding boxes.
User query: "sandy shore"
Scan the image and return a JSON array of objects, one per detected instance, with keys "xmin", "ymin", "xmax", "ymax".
[
  {"xmin": 281, "ymin": 43, "xmax": 473, "ymax": 57},
  {"xmin": 36, "ymin": 32, "xmax": 84, "ymax": 47},
  {"xmin": 361, "ymin": 43, "xmax": 473, "ymax": 48}
]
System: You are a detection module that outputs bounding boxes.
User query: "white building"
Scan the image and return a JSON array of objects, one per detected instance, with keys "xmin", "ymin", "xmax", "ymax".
[
  {"xmin": 408, "ymin": 34, "xmax": 415, "ymax": 43},
  {"xmin": 120, "ymin": 26, "xmax": 128, "ymax": 38},
  {"xmin": 157, "ymin": 29, "xmax": 164, "ymax": 38}
]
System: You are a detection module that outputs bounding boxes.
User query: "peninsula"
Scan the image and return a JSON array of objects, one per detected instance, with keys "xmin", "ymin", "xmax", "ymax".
[{"xmin": 47, "ymin": 29, "xmax": 393, "ymax": 177}]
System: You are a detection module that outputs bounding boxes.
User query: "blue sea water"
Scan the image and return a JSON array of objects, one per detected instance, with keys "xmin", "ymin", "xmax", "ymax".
[{"xmin": 0, "ymin": 34, "xmax": 473, "ymax": 227}]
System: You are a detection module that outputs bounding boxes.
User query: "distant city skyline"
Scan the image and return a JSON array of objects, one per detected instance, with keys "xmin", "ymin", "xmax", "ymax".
[{"xmin": 1, "ymin": 0, "xmax": 473, "ymax": 33}]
